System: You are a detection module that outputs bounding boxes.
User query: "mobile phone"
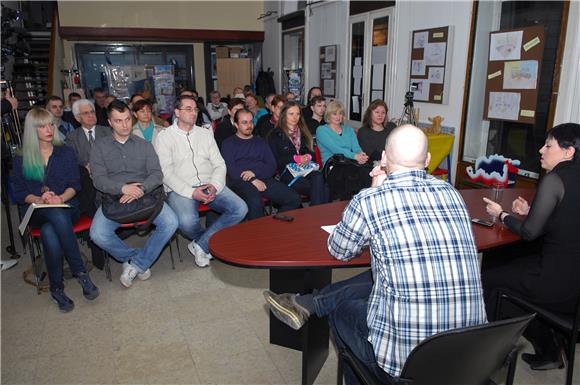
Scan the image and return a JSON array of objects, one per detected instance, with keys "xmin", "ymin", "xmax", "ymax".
[
  {"xmin": 471, "ymin": 218, "xmax": 494, "ymax": 227},
  {"xmin": 273, "ymin": 214, "xmax": 294, "ymax": 222}
]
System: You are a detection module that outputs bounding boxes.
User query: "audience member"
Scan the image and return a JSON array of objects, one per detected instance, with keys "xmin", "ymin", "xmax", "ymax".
[
  {"xmin": 254, "ymin": 95, "xmax": 286, "ymax": 139},
  {"xmin": 264, "ymin": 125, "xmax": 487, "ymax": 383},
  {"xmin": 317, "ymin": 100, "xmax": 371, "ymax": 199},
  {"xmin": 132, "ymin": 99, "xmax": 164, "ymax": 143},
  {"xmin": 357, "ymin": 100, "xmax": 396, "ymax": 162},
  {"xmin": 46, "ymin": 96, "xmax": 75, "ymax": 139},
  {"xmin": 244, "ymin": 93, "xmax": 261, "ymax": 125},
  {"xmin": 207, "ymin": 90, "xmax": 228, "ymax": 122},
  {"xmin": 269, "ymin": 101, "xmax": 328, "ymax": 205},
  {"xmin": 232, "ymin": 87, "xmax": 245, "ymax": 99},
  {"xmin": 180, "ymin": 89, "xmax": 211, "ymax": 126},
  {"xmin": 89, "ymin": 100, "xmax": 178, "ymax": 288},
  {"xmin": 302, "ymin": 86, "xmax": 322, "ymax": 122},
  {"xmin": 92, "ymin": 88, "xmax": 109, "ymax": 126},
  {"xmin": 221, "ymin": 109, "xmax": 301, "ymax": 220},
  {"xmin": 285, "ymin": 91, "xmax": 297, "ymax": 102},
  {"xmin": 155, "ymin": 96, "xmax": 247, "ymax": 267},
  {"xmin": 62, "ymin": 92, "xmax": 81, "ymax": 128},
  {"xmin": 214, "ymin": 98, "xmax": 245, "ymax": 149},
  {"xmin": 255, "ymin": 93, "xmax": 274, "ymax": 123},
  {"xmin": 482, "ymin": 122, "xmax": 580, "ymax": 370},
  {"xmin": 13, "ymin": 107, "xmax": 99, "ymax": 312},
  {"xmin": 304, "ymin": 96, "xmax": 326, "ymax": 136},
  {"xmin": 129, "ymin": 94, "xmax": 170, "ymax": 128}
]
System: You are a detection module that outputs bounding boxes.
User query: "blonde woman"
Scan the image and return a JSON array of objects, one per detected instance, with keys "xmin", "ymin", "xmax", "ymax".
[{"xmin": 13, "ymin": 107, "xmax": 99, "ymax": 312}]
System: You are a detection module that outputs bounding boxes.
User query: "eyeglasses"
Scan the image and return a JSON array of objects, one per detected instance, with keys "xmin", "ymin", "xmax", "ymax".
[
  {"xmin": 79, "ymin": 110, "xmax": 96, "ymax": 116},
  {"xmin": 179, "ymin": 107, "xmax": 199, "ymax": 113}
]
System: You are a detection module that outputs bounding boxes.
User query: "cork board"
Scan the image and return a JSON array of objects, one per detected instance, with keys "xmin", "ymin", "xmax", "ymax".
[
  {"xmin": 408, "ymin": 26, "xmax": 452, "ymax": 104},
  {"xmin": 483, "ymin": 25, "xmax": 545, "ymax": 124}
]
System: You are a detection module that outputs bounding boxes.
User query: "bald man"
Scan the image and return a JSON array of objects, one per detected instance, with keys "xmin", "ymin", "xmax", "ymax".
[{"xmin": 264, "ymin": 125, "xmax": 487, "ymax": 383}]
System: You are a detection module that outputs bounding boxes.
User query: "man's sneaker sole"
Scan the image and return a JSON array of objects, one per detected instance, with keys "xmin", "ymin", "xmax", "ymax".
[{"xmin": 264, "ymin": 292, "xmax": 304, "ymax": 330}]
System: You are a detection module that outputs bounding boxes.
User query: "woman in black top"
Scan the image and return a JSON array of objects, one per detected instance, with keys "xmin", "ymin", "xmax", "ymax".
[
  {"xmin": 254, "ymin": 95, "xmax": 286, "ymax": 139},
  {"xmin": 269, "ymin": 101, "xmax": 328, "ymax": 205},
  {"xmin": 483, "ymin": 123, "xmax": 580, "ymax": 370},
  {"xmin": 357, "ymin": 100, "xmax": 397, "ymax": 163}
]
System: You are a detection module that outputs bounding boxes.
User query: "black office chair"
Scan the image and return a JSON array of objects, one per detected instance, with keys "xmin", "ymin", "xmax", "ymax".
[
  {"xmin": 337, "ymin": 314, "xmax": 534, "ymax": 385},
  {"xmin": 498, "ymin": 292, "xmax": 580, "ymax": 385}
]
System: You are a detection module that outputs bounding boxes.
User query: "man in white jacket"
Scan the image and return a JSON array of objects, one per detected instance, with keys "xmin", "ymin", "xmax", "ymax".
[{"xmin": 154, "ymin": 96, "xmax": 248, "ymax": 267}]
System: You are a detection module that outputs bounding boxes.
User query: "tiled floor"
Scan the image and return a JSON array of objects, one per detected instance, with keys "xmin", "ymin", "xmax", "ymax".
[{"xmin": 1, "ymin": 205, "xmax": 578, "ymax": 384}]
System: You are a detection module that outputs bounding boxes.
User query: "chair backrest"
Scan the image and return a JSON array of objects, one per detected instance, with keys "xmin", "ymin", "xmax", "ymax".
[{"xmin": 398, "ymin": 314, "xmax": 534, "ymax": 385}]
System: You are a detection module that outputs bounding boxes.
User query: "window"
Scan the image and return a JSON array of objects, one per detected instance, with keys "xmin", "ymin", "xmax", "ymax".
[
  {"xmin": 461, "ymin": 1, "xmax": 565, "ymax": 178},
  {"xmin": 75, "ymin": 44, "xmax": 194, "ymax": 97}
]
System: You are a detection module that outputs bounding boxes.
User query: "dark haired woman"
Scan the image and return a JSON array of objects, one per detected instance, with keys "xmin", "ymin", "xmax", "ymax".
[
  {"xmin": 269, "ymin": 102, "xmax": 328, "ymax": 205},
  {"xmin": 482, "ymin": 123, "xmax": 580, "ymax": 370},
  {"xmin": 357, "ymin": 100, "xmax": 397, "ymax": 162}
]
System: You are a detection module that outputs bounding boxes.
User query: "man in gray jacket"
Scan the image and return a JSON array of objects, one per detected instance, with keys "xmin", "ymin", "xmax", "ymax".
[{"xmin": 89, "ymin": 100, "xmax": 178, "ymax": 288}]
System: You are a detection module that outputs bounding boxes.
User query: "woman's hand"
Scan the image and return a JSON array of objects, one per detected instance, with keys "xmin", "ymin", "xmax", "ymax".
[
  {"xmin": 482, "ymin": 197, "xmax": 503, "ymax": 218},
  {"xmin": 512, "ymin": 196, "xmax": 530, "ymax": 216},
  {"xmin": 355, "ymin": 152, "xmax": 369, "ymax": 164}
]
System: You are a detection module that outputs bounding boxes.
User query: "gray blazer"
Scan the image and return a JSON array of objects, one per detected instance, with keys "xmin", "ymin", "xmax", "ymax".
[{"xmin": 66, "ymin": 125, "xmax": 111, "ymax": 167}]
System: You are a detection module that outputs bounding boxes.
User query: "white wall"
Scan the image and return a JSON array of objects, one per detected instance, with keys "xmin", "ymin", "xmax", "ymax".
[
  {"xmin": 554, "ymin": 0, "xmax": 580, "ymax": 125},
  {"xmin": 390, "ymin": 1, "xmax": 474, "ymax": 181},
  {"xmin": 305, "ymin": 1, "xmax": 349, "ymax": 101},
  {"xmin": 261, "ymin": 5, "xmax": 282, "ymax": 93}
]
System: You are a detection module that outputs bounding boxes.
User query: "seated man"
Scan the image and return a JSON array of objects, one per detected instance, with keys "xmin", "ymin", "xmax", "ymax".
[
  {"xmin": 46, "ymin": 95, "xmax": 75, "ymax": 139},
  {"xmin": 221, "ymin": 109, "xmax": 301, "ymax": 220},
  {"xmin": 89, "ymin": 100, "xmax": 178, "ymax": 288},
  {"xmin": 264, "ymin": 125, "xmax": 487, "ymax": 383},
  {"xmin": 206, "ymin": 90, "xmax": 228, "ymax": 122},
  {"xmin": 155, "ymin": 95, "xmax": 247, "ymax": 267}
]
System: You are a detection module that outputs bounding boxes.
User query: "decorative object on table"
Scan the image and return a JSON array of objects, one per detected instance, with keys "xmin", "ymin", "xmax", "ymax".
[
  {"xmin": 466, "ymin": 154, "xmax": 520, "ymax": 187},
  {"xmin": 426, "ymin": 115, "xmax": 444, "ymax": 134}
]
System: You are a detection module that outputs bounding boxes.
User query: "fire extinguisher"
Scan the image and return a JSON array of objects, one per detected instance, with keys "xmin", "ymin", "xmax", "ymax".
[{"xmin": 73, "ymin": 70, "xmax": 81, "ymax": 87}]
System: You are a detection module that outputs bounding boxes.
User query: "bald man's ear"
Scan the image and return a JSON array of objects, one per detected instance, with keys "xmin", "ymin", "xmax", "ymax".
[
  {"xmin": 380, "ymin": 150, "xmax": 387, "ymax": 166},
  {"xmin": 424, "ymin": 152, "xmax": 431, "ymax": 170}
]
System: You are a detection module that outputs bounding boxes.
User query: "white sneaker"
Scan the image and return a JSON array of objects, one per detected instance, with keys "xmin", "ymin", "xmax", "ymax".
[
  {"xmin": 187, "ymin": 241, "xmax": 211, "ymax": 268},
  {"xmin": 1, "ymin": 259, "xmax": 18, "ymax": 271},
  {"xmin": 122, "ymin": 262, "xmax": 151, "ymax": 281},
  {"xmin": 120, "ymin": 263, "xmax": 138, "ymax": 288}
]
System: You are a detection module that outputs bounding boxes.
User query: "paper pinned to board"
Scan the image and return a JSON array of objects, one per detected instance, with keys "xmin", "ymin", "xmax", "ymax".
[
  {"xmin": 488, "ymin": 70, "xmax": 502, "ymax": 80},
  {"xmin": 523, "ymin": 36, "xmax": 540, "ymax": 51},
  {"xmin": 520, "ymin": 109, "xmax": 535, "ymax": 118}
]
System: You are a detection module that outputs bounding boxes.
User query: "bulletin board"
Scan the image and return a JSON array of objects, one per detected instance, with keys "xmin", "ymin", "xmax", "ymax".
[
  {"xmin": 319, "ymin": 45, "xmax": 338, "ymax": 98},
  {"xmin": 483, "ymin": 25, "xmax": 545, "ymax": 124},
  {"xmin": 408, "ymin": 26, "xmax": 452, "ymax": 104}
]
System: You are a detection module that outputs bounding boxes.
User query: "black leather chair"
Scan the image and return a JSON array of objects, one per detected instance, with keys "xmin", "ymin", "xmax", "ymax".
[
  {"xmin": 337, "ymin": 314, "xmax": 534, "ymax": 385},
  {"xmin": 498, "ymin": 292, "xmax": 580, "ymax": 385}
]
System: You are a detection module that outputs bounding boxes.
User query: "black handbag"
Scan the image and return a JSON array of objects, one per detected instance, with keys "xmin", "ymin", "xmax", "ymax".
[{"xmin": 101, "ymin": 185, "xmax": 166, "ymax": 232}]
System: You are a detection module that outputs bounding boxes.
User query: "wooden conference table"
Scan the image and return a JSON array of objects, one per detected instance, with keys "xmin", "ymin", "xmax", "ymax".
[{"xmin": 208, "ymin": 187, "xmax": 535, "ymax": 385}]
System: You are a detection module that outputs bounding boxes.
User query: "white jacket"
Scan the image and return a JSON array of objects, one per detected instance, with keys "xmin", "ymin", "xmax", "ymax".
[{"xmin": 154, "ymin": 123, "xmax": 226, "ymax": 198}]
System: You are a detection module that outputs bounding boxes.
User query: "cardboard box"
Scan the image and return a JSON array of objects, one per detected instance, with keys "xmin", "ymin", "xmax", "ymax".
[
  {"xmin": 229, "ymin": 47, "xmax": 241, "ymax": 58},
  {"xmin": 216, "ymin": 47, "xmax": 229, "ymax": 58}
]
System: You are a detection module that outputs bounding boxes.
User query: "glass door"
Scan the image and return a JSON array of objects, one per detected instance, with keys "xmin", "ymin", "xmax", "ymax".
[{"xmin": 346, "ymin": 8, "xmax": 393, "ymax": 127}]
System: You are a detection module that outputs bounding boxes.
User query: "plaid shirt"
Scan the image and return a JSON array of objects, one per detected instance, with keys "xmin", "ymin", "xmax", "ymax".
[{"xmin": 328, "ymin": 170, "xmax": 487, "ymax": 376}]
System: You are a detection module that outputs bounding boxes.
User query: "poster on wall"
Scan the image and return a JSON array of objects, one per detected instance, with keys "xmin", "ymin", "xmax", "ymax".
[
  {"xmin": 320, "ymin": 45, "xmax": 338, "ymax": 98},
  {"xmin": 408, "ymin": 26, "xmax": 453, "ymax": 104}
]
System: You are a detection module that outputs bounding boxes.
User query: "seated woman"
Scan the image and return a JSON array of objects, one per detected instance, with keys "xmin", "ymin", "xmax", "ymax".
[
  {"xmin": 357, "ymin": 100, "xmax": 397, "ymax": 163},
  {"xmin": 482, "ymin": 123, "xmax": 580, "ymax": 370},
  {"xmin": 244, "ymin": 93, "xmax": 263, "ymax": 126},
  {"xmin": 214, "ymin": 98, "xmax": 245, "ymax": 149},
  {"xmin": 316, "ymin": 100, "xmax": 371, "ymax": 199},
  {"xmin": 269, "ymin": 101, "xmax": 329, "ymax": 206},
  {"xmin": 132, "ymin": 99, "xmax": 164, "ymax": 143},
  {"xmin": 13, "ymin": 107, "xmax": 99, "ymax": 312}
]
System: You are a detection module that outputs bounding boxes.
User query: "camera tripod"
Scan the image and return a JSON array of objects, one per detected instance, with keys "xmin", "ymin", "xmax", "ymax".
[{"xmin": 398, "ymin": 91, "xmax": 418, "ymax": 126}]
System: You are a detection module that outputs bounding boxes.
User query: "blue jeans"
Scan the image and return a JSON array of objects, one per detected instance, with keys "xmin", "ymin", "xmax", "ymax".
[
  {"xmin": 29, "ymin": 207, "xmax": 86, "ymax": 292},
  {"xmin": 167, "ymin": 187, "xmax": 248, "ymax": 253},
  {"xmin": 313, "ymin": 270, "xmax": 392, "ymax": 385},
  {"xmin": 90, "ymin": 203, "xmax": 178, "ymax": 273},
  {"xmin": 229, "ymin": 177, "xmax": 302, "ymax": 220}
]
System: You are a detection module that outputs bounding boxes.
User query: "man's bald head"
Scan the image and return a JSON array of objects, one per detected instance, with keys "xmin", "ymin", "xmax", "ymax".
[{"xmin": 385, "ymin": 124, "xmax": 430, "ymax": 171}]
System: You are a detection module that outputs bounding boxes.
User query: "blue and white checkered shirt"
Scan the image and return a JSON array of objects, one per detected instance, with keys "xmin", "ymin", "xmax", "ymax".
[{"xmin": 328, "ymin": 170, "xmax": 487, "ymax": 376}]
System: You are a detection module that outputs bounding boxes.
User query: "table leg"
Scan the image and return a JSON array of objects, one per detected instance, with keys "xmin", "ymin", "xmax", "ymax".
[{"xmin": 269, "ymin": 268, "xmax": 332, "ymax": 385}]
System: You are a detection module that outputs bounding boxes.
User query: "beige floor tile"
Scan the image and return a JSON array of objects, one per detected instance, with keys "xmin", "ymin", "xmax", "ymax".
[
  {"xmin": 181, "ymin": 315, "xmax": 264, "ymax": 363},
  {"xmin": 242, "ymin": 307, "xmax": 271, "ymax": 346},
  {"xmin": 166, "ymin": 266, "xmax": 227, "ymax": 298},
  {"xmin": 195, "ymin": 347, "xmax": 284, "ymax": 384},
  {"xmin": 171, "ymin": 288, "xmax": 244, "ymax": 324},
  {"xmin": 0, "ymin": 355, "xmax": 37, "ymax": 385},
  {"xmin": 113, "ymin": 341, "xmax": 196, "ymax": 384}
]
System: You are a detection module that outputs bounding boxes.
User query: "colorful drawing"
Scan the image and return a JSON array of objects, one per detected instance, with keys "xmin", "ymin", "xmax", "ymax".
[
  {"xmin": 503, "ymin": 60, "xmax": 538, "ymax": 89},
  {"xmin": 488, "ymin": 92, "xmax": 521, "ymax": 121},
  {"xmin": 490, "ymin": 30, "xmax": 523, "ymax": 61}
]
